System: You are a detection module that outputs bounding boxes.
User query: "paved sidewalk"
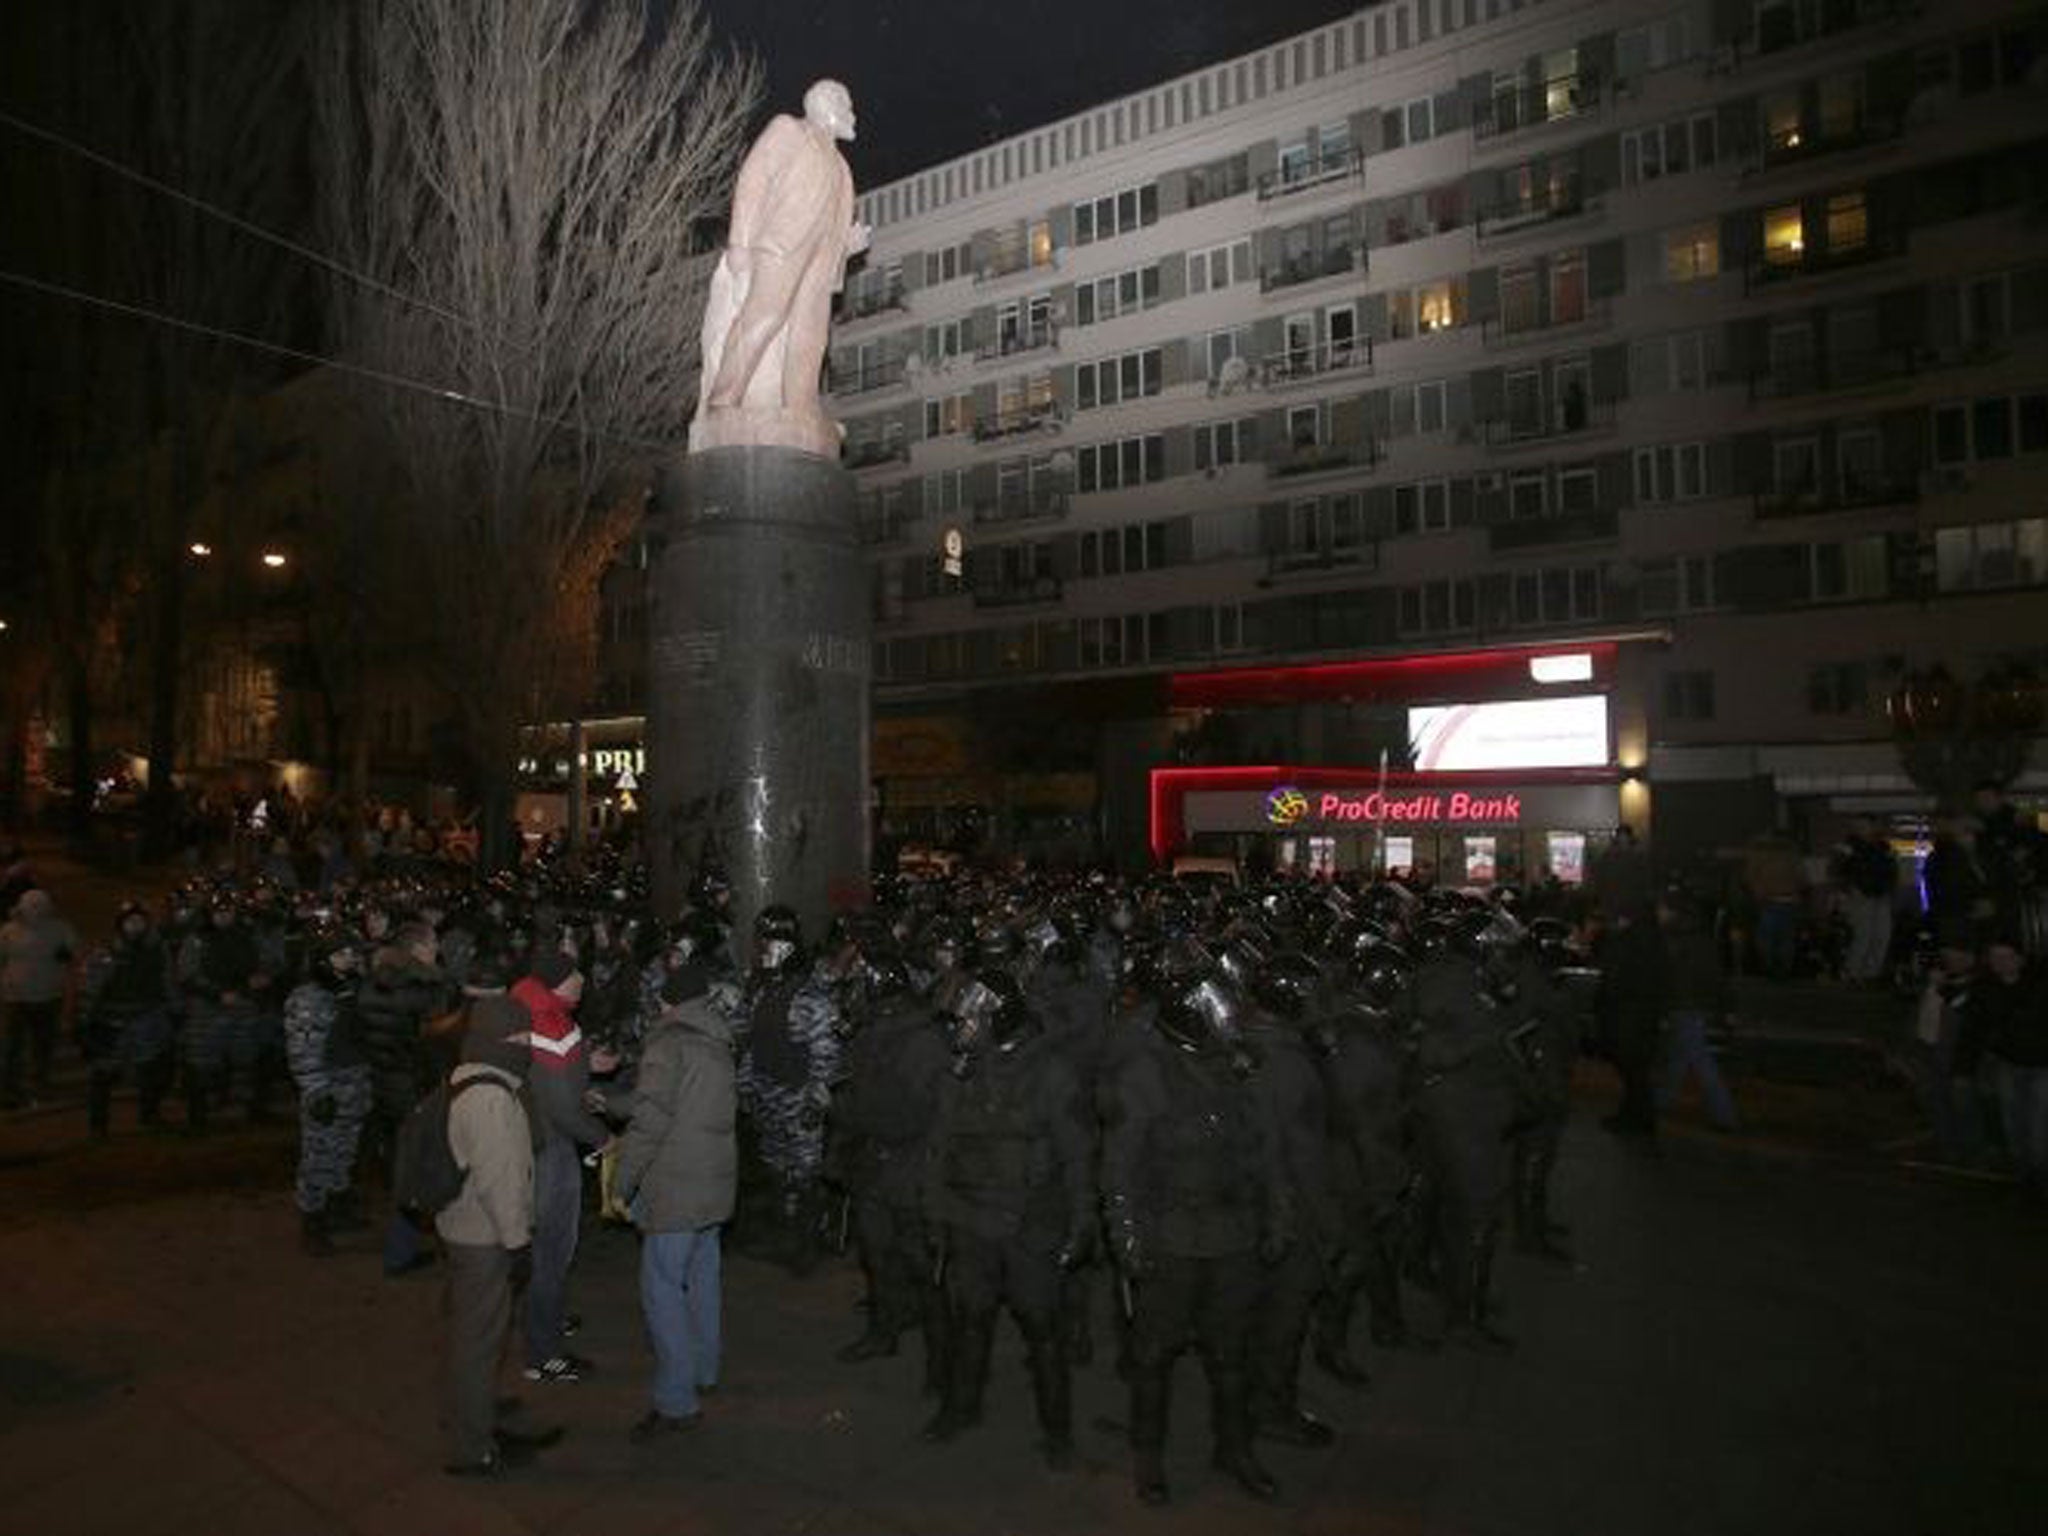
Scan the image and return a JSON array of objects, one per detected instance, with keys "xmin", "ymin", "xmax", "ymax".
[{"xmin": 3, "ymin": 1099, "xmax": 2043, "ymax": 1536}]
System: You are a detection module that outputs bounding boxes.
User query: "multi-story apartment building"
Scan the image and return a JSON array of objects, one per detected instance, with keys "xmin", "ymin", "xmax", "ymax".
[{"xmin": 793, "ymin": 0, "xmax": 2048, "ymax": 878}]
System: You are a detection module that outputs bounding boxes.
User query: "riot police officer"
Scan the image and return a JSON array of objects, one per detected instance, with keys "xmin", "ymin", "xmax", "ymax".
[
  {"xmin": 1101, "ymin": 949, "xmax": 1282, "ymax": 1505},
  {"xmin": 920, "ymin": 968, "xmax": 1095, "ymax": 1470},
  {"xmin": 738, "ymin": 904, "xmax": 841, "ymax": 1275}
]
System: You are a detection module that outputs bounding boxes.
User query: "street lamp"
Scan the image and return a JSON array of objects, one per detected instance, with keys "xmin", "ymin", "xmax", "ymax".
[
  {"xmin": 189, "ymin": 542, "xmax": 213, "ymax": 558},
  {"xmin": 261, "ymin": 551, "xmax": 287, "ymax": 570}
]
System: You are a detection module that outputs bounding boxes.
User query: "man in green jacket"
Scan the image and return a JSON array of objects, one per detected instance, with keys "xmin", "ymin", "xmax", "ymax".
[{"xmin": 612, "ymin": 962, "xmax": 739, "ymax": 1441}]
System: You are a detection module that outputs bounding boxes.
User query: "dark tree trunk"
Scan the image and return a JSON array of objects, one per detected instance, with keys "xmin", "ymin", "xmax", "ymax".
[{"xmin": 142, "ymin": 502, "xmax": 188, "ymax": 861}]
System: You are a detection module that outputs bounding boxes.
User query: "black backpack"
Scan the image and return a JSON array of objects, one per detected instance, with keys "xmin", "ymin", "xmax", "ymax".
[{"xmin": 392, "ymin": 1074, "xmax": 513, "ymax": 1219}]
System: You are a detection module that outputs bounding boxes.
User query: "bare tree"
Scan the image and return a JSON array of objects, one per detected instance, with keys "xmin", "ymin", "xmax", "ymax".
[{"xmin": 315, "ymin": 0, "xmax": 760, "ymax": 866}]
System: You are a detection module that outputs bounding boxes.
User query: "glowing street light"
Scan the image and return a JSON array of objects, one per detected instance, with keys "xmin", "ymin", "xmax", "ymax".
[
  {"xmin": 261, "ymin": 551, "xmax": 288, "ymax": 569},
  {"xmin": 189, "ymin": 542, "xmax": 213, "ymax": 557}
]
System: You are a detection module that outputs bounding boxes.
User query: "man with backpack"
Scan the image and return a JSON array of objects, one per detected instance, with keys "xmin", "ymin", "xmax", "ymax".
[{"xmin": 434, "ymin": 972, "xmax": 563, "ymax": 1476}]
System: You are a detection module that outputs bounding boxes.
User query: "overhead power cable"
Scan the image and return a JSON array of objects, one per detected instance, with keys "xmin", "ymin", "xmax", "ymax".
[{"xmin": 0, "ymin": 265, "xmax": 674, "ymax": 456}]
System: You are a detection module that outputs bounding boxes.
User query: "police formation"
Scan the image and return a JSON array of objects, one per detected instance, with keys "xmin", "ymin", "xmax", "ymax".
[{"xmin": 78, "ymin": 860, "xmax": 1599, "ymax": 1508}]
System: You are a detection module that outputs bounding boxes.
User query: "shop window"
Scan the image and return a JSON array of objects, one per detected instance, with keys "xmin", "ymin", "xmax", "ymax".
[{"xmin": 1763, "ymin": 204, "xmax": 1805, "ymax": 266}]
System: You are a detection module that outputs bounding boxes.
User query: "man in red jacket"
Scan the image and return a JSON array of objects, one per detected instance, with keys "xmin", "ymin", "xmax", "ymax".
[{"xmin": 512, "ymin": 947, "xmax": 615, "ymax": 1384}]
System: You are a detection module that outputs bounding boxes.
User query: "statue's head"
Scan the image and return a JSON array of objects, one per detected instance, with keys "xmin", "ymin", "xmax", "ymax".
[{"xmin": 804, "ymin": 79, "xmax": 856, "ymax": 142}]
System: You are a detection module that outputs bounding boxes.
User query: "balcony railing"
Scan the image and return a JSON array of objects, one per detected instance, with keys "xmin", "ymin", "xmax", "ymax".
[
  {"xmin": 1472, "ymin": 72, "xmax": 1601, "ymax": 143},
  {"xmin": 1738, "ymin": 0, "xmax": 1920, "ymax": 62},
  {"xmin": 843, "ymin": 437, "xmax": 910, "ymax": 471},
  {"xmin": 1475, "ymin": 179, "xmax": 1598, "ymax": 239},
  {"xmin": 1744, "ymin": 227, "xmax": 1905, "ymax": 291},
  {"xmin": 841, "ymin": 278, "xmax": 908, "ymax": 321},
  {"xmin": 971, "ymin": 489, "xmax": 1071, "ymax": 528},
  {"xmin": 970, "ymin": 400, "xmax": 1064, "ymax": 443},
  {"xmin": 1256, "ymin": 146, "xmax": 1365, "ymax": 203},
  {"xmin": 1746, "ymin": 345, "xmax": 1916, "ymax": 402},
  {"xmin": 1750, "ymin": 111, "xmax": 1903, "ymax": 174},
  {"xmin": 1480, "ymin": 396, "xmax": 1616, "ymax": 448},
  {"xmin": 828, "ymin": 357, "xmax": 909, "ymax": 397},
  {"xmin": 1259, "ymin": 243, "xmax": 1365, "ymax": 294},
  {"xmin": 972, "ymin": 324, "xmax": 1058, "ymax": 364},
  {"xmin": 1264, "ymin": 544, "xmax": 1378, "ymax": 581},
  {"xmin": 1258, "ymin": 336, "xmax": 1374, "ymax": 387},
  {"xmin": 971, "ymin": 573, "xmax": 1064, "ymax": 609},
  {"xmin": 1481, "ymin": 296, "xmax": 1612, "ymax": 349},
  {"xmin": 1487, "ymin": 508, "xmax": 1619, "ymax": 552},
  {"xmin": 1751, "ymin": 476, "xmax": 1920, "ymax": 520},
  {"xmin": 973, "ymin": 246, "xmax": 1055, "ymax": 286},
  {"xmin": 1267, "ymin": 438, "xmax": 1382, "ymax": 480}
]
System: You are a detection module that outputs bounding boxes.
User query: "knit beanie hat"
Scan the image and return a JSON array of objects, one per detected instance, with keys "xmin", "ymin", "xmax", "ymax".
[
  {"xmin": 461, "ymin": 992, "xmax": 531, "ymax": 1076},
  {"xmin": 660, "ymin": 962, "xmax": 710, "ymax": 1008}
]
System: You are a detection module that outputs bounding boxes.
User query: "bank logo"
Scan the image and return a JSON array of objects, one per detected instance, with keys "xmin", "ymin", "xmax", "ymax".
[{"xmin": 1265, "ymin": 785, "xmax": 1311, "ymax": 828}]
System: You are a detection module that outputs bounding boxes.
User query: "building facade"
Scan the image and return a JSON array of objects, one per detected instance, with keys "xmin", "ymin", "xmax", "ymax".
[{"xmin": 798, "ymin": 0, "xmax": 2048, "ymax": 873}]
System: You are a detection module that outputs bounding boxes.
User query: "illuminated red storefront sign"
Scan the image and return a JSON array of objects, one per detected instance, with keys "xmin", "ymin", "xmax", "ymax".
[{"xmin": 1303, "ymin": 790, "xmax": 1522, "ymax": 824}]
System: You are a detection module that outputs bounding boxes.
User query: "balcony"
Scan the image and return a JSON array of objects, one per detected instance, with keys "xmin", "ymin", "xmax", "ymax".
[
  {"xmin": 1748, "ymin": 111, "xmax": 1903, "ymax": 176},
  {"xmin": 1480, "ymin": 396, "xmax": 1616, "ymax": 449},
  {"xmin": 1732, "ymin": 0, "xmax": 1920, "ymax": 64},
  {"xmin": 1263, "ymin": 544, "xmax": 1379, "ymax": 583},
  {"xmin": 1267, "ymin": 438, "xmax": 1382, "ymax": 481},
  {"xmin": 972, "ymin": 324, "xmax": 1058, "ymax": 365},
  {"xmin": 1258, "ymin": 336, "xmax": 1374, "ymax": 388},
  {"xmin": 1481, "ymin": 296, "xmax": 1612, "ymax": 350},
  {"xmin": 971, "ymin": 488, "xmax": 1071, "ymax": 529},
  {"xmin": 1751, "ymin": 476, "xmax": 1920, "ymax": 520},
  {"xmin": 971, "ymin": 573, "xmax": 1064, "ymax": 609},
  {"xmin": 1487, "ymin": 508, "xmax": 1619, "ymax": 552},
  {"xmin": 1746, "ymin": 345, "xmax": 1916, "ymax": 402},
  {"xmin": 1744, "ymin": 227, "xmax": 1906, "ymax": 291},
  {"xmin": 1256, "ymin": 146, "xmax": 1365, "ymax": 203},
  {"xmin": 1475, "ymin": 178, "xmax": 1599, "ymax": 240},
  {"xmin": 973, "ymin": 247, "xmax": 1056, "ymax": 290},
  {"xmin": 1471, "ymin": 72, "xmax": 1601, "ymax": 144},
  {"xmin": 971, "ymin": 400, "xmax": 1065, "ymax": 443},
  {"xmin": 1259, "ymin": 243, "xmax": 1365, "ymax": 295},
  {"xmin": 828, "ymin": 357, "xmax": 909, "ymax": 398},
  {"xmin": 1186, "ymin": 161, "xmax": 1252, "ymax": 210},
  {"xmin": 843, "ymin": 437, "xmax": 910, "ymax": 471},
  {"xmin": 841, "ymin": 277, "xmax": 907, "ymax": 322}
]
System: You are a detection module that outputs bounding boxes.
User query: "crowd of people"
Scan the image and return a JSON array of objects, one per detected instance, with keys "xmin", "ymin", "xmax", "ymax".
[{"xmin": 0, "ymin": 806, "xmax": 2042, "ymax": 1497}]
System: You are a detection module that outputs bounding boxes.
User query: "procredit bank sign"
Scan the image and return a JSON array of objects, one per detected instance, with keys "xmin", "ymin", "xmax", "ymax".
[{"xmin": 1267, "ymin": 785, "xmax": 1523, "ymax": 828}]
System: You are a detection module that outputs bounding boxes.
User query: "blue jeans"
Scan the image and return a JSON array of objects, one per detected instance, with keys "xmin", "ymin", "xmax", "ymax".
[
  {"xmin": 1661, "ymin": 1010, "xmax": 1738, "ymax": 1130},
  {"xmin": 641, "ymin": 1225, "xmax": 722, "ymax": 1418},
  {"xmin": 1992, "ymin": 1061, "xmax": 2048, "ymax": 1186},
  {"xmin": 525, "ymin": 1139, "xmax": 582, "ymax": 1367}
]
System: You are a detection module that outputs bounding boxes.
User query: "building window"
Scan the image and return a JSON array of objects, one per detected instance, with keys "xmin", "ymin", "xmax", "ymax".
[
  {"xmin": 1076, "ymin": 434, "xmax": 1166, "ymax": 492},
  {"xmin": 1551, "ymin": 251, "xmax": 1587, "ymax": 326},
  {"xmin": 1075, "ymin": 348, "xmax": 1163, "ymax": 411},
  {"xmin": 1640, "ymin": 555, "xmax": 1715, "ymax": 614},
  {"xmin": 1508, "ymin": 470, "xmax": 1547, "ymax": 520},
  {"xmin": 1393, "ymin": 479, "xmax": 1451, "ymax": 535},
  {"xmin": 1935, "ymin": 518, "xmax": 2048, "ymax": 591},
  {"xmin": 1825, "ymin": 191, "xmax": 1867, "ymax": 254},
  {"xmin": 1074, "ymin": 264, "xmax": 1161, "ymax": 326},
  {"xmin": 1763, "ymin": 204, "xmax": 1805, "ymax": 266},
  {"xmin": 1416, "ymin": 379, "xmax": 1447, "ymax": 434},
  {"xmin": 924, "ymin": 393, "xmax": 971, "ymax": 439},
  {"xmin": 1634, "ymin": 443, "xmax": 1706, "ymax": 503},
  {"xmin": 1189, "ymin": 239, "xmax": 1253, "ymax": 293},
  {"xmin": 1807, "ymin": 662, "xmax": 1868, "ymax": 715},
  {"xmin": 1809, "ymin": 535, "xmax": 1888, "ymax": 603},
  {"xmin": 1664, "ymin": 223, "xmax": 1719, "ymax": 282},
  {"xmin": 1664, "ymin": 670, "xmax": 1715, "ymax": 721},
  {"xmin": 1557, "ymin": 466, "xmax": 1598, "ymax": 513},
  {"xmin": 1775, "ymin": 438, "xmax": 1822, "ymax": 502},
  {"xmin": 1416, "ymin": 278, "xmax": 1459, "ymax": 333},
  {"xmin": 1501, "ymin": 265, "xmax": 1539, "ymax": 333},
  {"xmin": 1073, "ymin": 182, "xmax": 1160, "ymax": 246},
  {"xmin": 1194, "ymin": 418, "xmax": 1254, "ymax": 470}
]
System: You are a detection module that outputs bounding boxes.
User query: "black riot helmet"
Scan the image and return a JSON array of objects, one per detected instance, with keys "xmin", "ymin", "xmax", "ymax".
[
  {"xmin": 752, "ymin": 904, "xmax": 805, "ymax": 976},
  {"xmin": 1348, "ymin": 940, "xmax": 1414, "ymax": 1011},
  {"xmin": 1524, "ymin": 917, "xmax": 1577, "ymax": 969},
  {"xmin": 944, "ymin": 966, "xmax": 1034, "ymax": 1056},
  {"xmin": 1156, "ymin": 972, "xmax": 1248, "ymax": 1054},
  {"xmin": 1214, "ymin": 933, "xmax": 1268, "ymax": 997},
  {"xmin": 1251, "ymin": 949, "xmax": 1324, "ymax": 1021},
  {"xmin": 667, "ymin": 908, "xmax": 726, "ymax": 965}
]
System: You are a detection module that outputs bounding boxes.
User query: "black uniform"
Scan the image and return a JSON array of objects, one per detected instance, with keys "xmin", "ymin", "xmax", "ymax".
[
  {"xmin": 1410, "ymin": 952, "xmax": 1519, "ymax": 1349},
  {"xmin": 1101, "ymin": 1024, "xmax": 1283, "ymax": 1503},
  {"xmin": 1312, "ymin": 997, "xmax": 1417, "ymax": 1364},
  {"xmin": 922, "ymin": 1025, "xmax": 1094, "ymax": 1464},
  {"xmin": 1026, "ymin": 954, "xmax": 1113, "ymax": 1367},
  {"xmin": 830, "ymin": 994, "xmax": 951, "ymax": 1384}
]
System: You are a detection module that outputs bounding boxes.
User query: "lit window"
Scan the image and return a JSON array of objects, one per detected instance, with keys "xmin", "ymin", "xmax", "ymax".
[
  {"xmin": 1763, "ymin": 205, "xmax": 1804, "ymax": 265},
  {"xmin": 1664, "ymin": 224, "xmax": 1718, "ymax": 282},
  {"xmin": 1416, "ymin": 279, "xmax": 1457, "ymax": 332}
]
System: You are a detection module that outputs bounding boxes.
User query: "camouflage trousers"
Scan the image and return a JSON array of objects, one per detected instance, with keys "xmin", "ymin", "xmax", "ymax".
[{"xmin": 295, "ymin": 1067, "xmax": 372, "ymax": 1215}]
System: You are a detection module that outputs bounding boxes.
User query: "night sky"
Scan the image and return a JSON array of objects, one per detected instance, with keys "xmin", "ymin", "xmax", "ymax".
[{"xmin": 699, "ymin": 0, "xmax": 1372, "ymax": 188}]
